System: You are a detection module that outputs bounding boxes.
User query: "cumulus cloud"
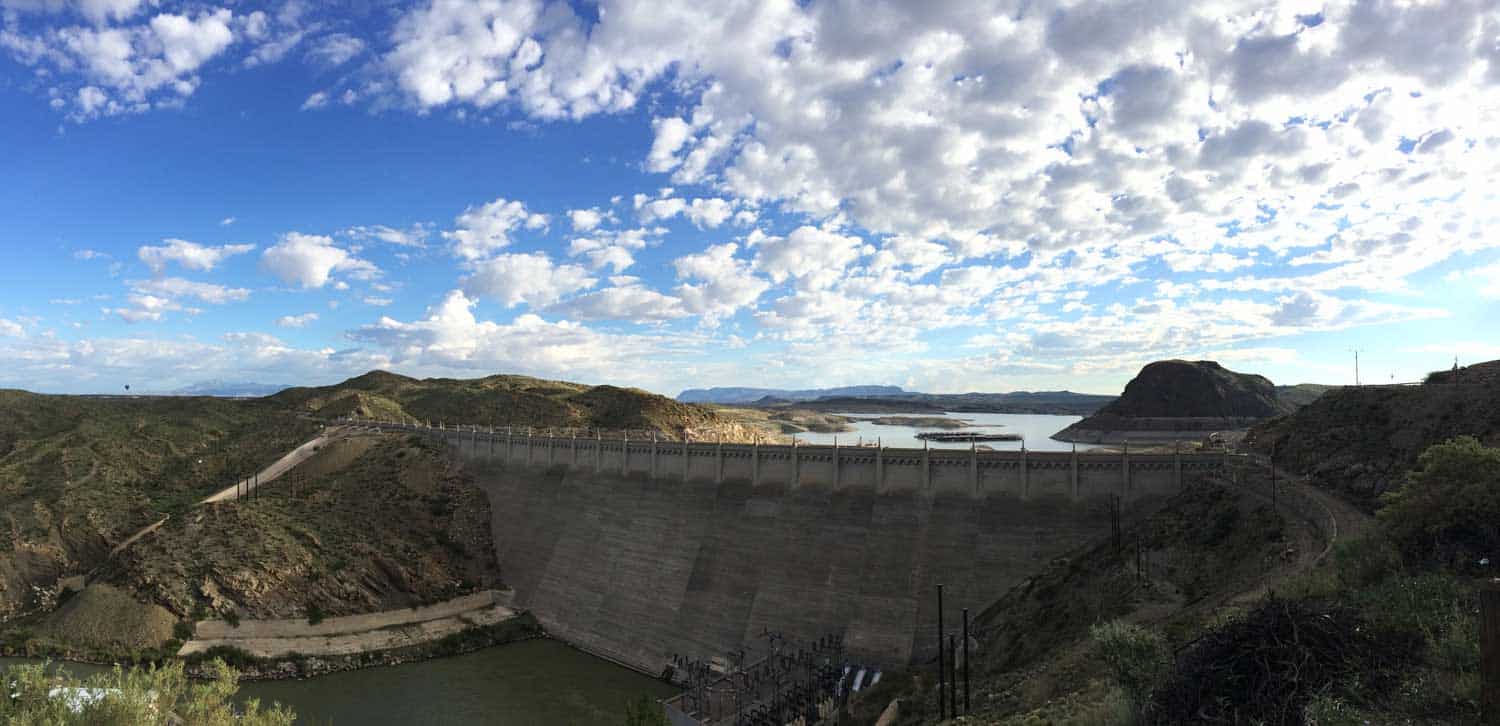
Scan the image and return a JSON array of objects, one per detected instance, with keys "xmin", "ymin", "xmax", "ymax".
[
  {"xmin": 260, "ymin": 233, "xmax": 378, "ymax": 289},
  {"xmin": 275, "ymin": 312, "xmax": 319, "ymax": 328},
  {"xmin": 751, "ymin": 226, "xmax": 869, "ymax": 290},
  {"xmin": 444, "ymin": 197, "xmax": 549, "ymax": 260},
  {"xmin": 0, "ymin": 318, "xmax": 24, "ymax": 337},
  {"xmin": 138, "ymin": 238, "xmax": 254, "ymax": 273},
  {"xmin": 672, "ymin": 242, "xmax": 769, "ymax": 319},
  {"xmin": 547, "ymin": 280, "xmax": 687, "ymax": 322},
  {"xmin": 1, "ymin": 7, "xmax": 238, "ymax": 120},
  {"xmin": 568, "ymin": 207, "xmax": 604, "ymax": 232},
  {"xmin": 349, "ymin": 289, "xmax": 687, "ymax": 381},
  {"xmin": 462, "ymin": 251, "xmax": 595, "ymax": 308}
]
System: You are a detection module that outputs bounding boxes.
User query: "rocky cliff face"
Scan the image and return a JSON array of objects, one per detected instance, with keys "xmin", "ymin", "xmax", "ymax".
[
  {"xmin": 1097, "ymin": 360, "xmax": 1288, "ymax": 419},
  {"xmin": 1056, "ymin": 360, "xmax": 1288, "ymax": 443},
  {"xmin": 1250, "ymin": 359, "xmax": 1500, "ymax": 507}
]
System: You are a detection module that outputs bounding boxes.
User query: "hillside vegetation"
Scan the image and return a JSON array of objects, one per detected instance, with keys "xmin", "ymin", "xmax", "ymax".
[
  {"xmin": 0, "ymin": 391, "xmax": 318, "ymax": 622},
  {"xmin": 1250, "ymin": 359, "xmax": 1500, "ymax": 507},
  {"xmin": 271, "ymin": 369, "xmax": 737, "ymax": 435},
  {"xmin": 2, "ymin": 369, "xmax": 748, "ymax": 661}
]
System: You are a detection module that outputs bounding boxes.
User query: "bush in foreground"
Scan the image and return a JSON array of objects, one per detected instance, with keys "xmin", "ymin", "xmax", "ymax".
[{"xmin": 1, "ymin": 659, "xmax": 294, "ymax": 725}]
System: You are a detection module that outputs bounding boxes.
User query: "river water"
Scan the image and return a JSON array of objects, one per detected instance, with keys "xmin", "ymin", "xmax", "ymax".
[
  {"xmin": 790, "ymin": 411, "xmax": 1101, "ymax": 451},
  {"xmin": 1, "ymin": 639, "xmax": 677, "ymax": 725}
]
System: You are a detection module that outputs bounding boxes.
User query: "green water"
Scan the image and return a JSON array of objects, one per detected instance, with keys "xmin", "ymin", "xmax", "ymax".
[{"xmin": 2, "ymin": 639, "xmax": 677, "ymax": 725}]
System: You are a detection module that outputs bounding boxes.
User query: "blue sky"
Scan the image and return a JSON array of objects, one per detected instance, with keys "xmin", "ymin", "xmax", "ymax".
[{"xmin": 0, "ymin": 0, "xmax": 1497, "ymax": 397}]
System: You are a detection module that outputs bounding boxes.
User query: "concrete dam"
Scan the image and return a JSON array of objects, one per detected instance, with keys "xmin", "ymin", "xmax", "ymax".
[{"xmin": 363, "ymin": 421, "xmax": 1226, "ymax": 673}]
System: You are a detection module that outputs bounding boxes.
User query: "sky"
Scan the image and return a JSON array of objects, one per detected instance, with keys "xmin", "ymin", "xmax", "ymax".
[{"xmin": 0, "ymin": 0, "xmax": 1498, "ymax": 398}]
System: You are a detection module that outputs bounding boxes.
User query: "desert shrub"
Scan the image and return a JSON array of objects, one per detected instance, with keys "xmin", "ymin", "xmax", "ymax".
[
  {"xmin": 1151, "ymin": 598, "xmax": 1418, "ymax": 724},
  {"xmin": 0, "ymin": 659, "xmax": 294, "ymax": 725},
  {"xmin": 1378, "ymin": 436, "xmax": 1500, "ymax": 569},
  {"xmin": 1329, "ymin": 533, "xmax": 1402, "ymax": 589},
  {"xmin": 172, "ymin": 620, "xmax": 195, "ymax": 641},
  {"xmin": 305, "ymin": 601, "xmax": 325, "ymax": 626},
  {"xmin": 1089, "ymin": 620, "xmax": 1168, "ymax": 713}
]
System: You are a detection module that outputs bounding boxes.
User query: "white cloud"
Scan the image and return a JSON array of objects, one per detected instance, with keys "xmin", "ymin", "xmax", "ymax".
[
  {"xmin": 306, "ymin": 32, "xmax": 364, "ymax": 67},
  {"xmin": 220, "ymin": 216, "xmax": 236, "ymax": 226},
  {"xmin": 260, "ymin": 232, "xmax": 378, "ymax": 289},
  {"xmin": 568, "ymin": 207, "xmax": 604, "ymax": 232},
  {"xmin": 344, "ymin": 224, "xmax": 430, "ymax": 248},
  {"xmin": 444, "ymin": 197, "xmax": 549, "ymax": 260},
  {"xmin": 275, "ymin": 312, "xmax": 319, "ymax": 328},
  {"xmin": 349, "ymin": 289, "xmax": 689, "ymax": 382},
  {"xmin": 752, "ymin": 226, "xmax": 868, "ymax": 290},
  {"xmin": 0, "ymin": 318, "xmax": 24, "ymax": 337},
  {"xmin": 72, "ymin": 249, "xmax": 109, "ymax": 260},
  {"xmin": 363, "ymin": 296, "xmax": 393, "ymax": 307},
  {"xmin": 301, "ymin": 90, "xmax": 328, "ymax": 110},
  {"xmin": 462, "ymin": 252, "xmax": 595, "ymax": 308},
  {"xmin": 129, "ymin": 276, "xmax": 249, "ymax": 304},
  {"xmin": 672, "ymin": 242, "xmax": 769, "ymax": 319},
  {"xmin": 547, "ymin": 282, "xmax": 687, "ymax": 322},
  {"xmin": 0, "ymin": 8, "xmax": 238, "ymax": 120},
  {"xmin": 138, "ymin": 238, "xmax": 254, "ymax": 273}
]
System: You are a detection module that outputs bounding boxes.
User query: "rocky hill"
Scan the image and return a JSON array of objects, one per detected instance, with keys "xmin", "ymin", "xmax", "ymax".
[
  {"xmin": 1250, "ymin": 359, "xmax": 1500, "ymax": 507},
  {"xmin": 1055, "ymin": 360, "xmax": 1291, "ymax": 443},
  {"xmin": 0, "ymin": 391, "xmax": 318, "ymax": 625},
  {"xmin": 272, "ymin": 370, "xmax": 737, "ymax": 435}
]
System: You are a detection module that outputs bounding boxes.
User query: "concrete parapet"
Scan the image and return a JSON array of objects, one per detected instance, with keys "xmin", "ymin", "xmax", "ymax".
[{"xmin": 359, "ymin": 420, "xmax": 1221, "ymax": 504}]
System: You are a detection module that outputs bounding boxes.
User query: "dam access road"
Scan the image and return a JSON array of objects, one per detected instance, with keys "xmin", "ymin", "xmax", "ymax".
[{"xmin": 359, "ymin": 419, "xmax": 1228, "ymax": 674}]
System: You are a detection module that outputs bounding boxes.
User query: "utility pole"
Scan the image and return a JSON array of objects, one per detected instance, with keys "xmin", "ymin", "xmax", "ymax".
[
  {"xmin": 962, "ymin": 607, "xmax": 971, "ymax": 716},
  {"xmin": 1483, "ymin": 580, "xmax": 1500, "ymax": 724},
  {"xmin": 1349, "ymin": 348, "xmax": 1363, "ymax": 386},
  {"xmin": 937, "ymin": 584, "xmax": 946, "ymax": 720}
]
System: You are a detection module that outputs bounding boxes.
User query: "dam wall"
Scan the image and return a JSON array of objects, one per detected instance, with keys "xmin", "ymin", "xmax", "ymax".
[{"xmin": 361, "ymin": 422, "xmax": 1225, "ymax": 673}]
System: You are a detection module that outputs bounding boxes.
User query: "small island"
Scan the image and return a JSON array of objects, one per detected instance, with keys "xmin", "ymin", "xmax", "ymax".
[
  {"xmin": 915, "ymin": 431, "xmax": 1023, "ymax": 442},
  {"xmin": 865, "ymin": 416, "xmax": 970, "ymax": 429}
]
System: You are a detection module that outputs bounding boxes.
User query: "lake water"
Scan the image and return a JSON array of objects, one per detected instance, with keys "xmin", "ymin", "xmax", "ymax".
[
  {"xmin": 790, "ymin": 412, "xmax": 1101, "ymax": 452},
  {"xmin": 1, "ymin": 639, "xmax": 677, "ymax": 725}
]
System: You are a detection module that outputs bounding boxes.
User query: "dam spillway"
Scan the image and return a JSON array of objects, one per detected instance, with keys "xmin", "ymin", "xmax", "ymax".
[{"xmin": 364, "ymin": 422, "xmax": 1225, "ymax": 672}]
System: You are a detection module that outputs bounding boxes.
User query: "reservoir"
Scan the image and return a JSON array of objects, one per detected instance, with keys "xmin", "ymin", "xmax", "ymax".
[
  {"xmin": 1, "ymin": 639, "xmax": 677, "ymax": 725},
  {"xmin": 790, "ymin": 412, "xmax": 1103, "ymax": 451}
]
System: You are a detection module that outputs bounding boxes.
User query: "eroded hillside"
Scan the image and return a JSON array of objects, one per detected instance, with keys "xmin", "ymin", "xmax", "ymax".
[{"xmin": 0, "ymin": 391, "xmax": 318, "ymax": 622}]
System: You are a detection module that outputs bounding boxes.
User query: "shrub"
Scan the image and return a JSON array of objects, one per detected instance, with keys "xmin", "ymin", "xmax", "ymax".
[
  {"xmin": 173, "ymin": 620, "xmax": 195, "ymax": 641},
  {"xmin": 306, "ymin": 601, "xmax": 325, "ymax": 626},
  {"xmin": 1089, "ymin": 620, "xmax": 1168, "ymax": 713},
  {"xmin": 1329, "ymin": 534, "xmax": 1402, "ymax": 589},
  {"xmin": 1151, "ymin": 599, "xmax": 1418, "ymax": 724},
  {"xmin": 623, "ymin": 694, "xmax": 668, "ymax": 726},
  {"xmin": 1378, "ymin": 436, "xmax": 1500, "ymax": 569},
  {"xmin": 0, "ymin": 658, "xmax": 295, "ymax": 725}
]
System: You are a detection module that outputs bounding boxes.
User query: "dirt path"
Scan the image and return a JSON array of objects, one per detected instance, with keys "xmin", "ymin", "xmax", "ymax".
[
  {"xmin": 177, "ymin": 590, "xmax": 516, "ymax": 658},
  {"xmin": 1212, "ymin": 452, "xmax": 1374, "ymax": 607},
  {"xmin": 199, "ymin": 427, "xmax": 346, "ymax": 504},
  {"xmin": 102, "ymin": 427, "xmax": 348, "ymax": 564}
]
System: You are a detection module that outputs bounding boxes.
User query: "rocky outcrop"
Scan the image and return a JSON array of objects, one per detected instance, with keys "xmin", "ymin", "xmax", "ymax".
[
  {"xmin": 1250, "ymin": 359, "xmax": 1500, "ymax": 507},
  {"xmin": 1056, "ymin": 360, "xmax": 1289, "ymax": 443}
]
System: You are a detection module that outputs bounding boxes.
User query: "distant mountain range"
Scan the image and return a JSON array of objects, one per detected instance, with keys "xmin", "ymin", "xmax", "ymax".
[
  {"xmin": 677, "ymin": 386, "xmax": 1117, "ymax": 415},
  {"xmin": 677, "ymin": 385, "xmax": 906, "ymax": 404},
  {"xmin": 170, "ymin": 380, "xmax": 291, "ymax": 397}
]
